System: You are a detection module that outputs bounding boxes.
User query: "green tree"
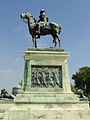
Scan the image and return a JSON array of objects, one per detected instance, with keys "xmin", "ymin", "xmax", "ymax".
[{"xmin": 72, "ymin": 66, "xmax": 90, "ymax": 100}]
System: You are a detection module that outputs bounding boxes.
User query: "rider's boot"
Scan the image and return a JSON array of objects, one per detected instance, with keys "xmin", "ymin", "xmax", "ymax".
[
  {"xmin": 35, "ymin": 31, "xmax": 40, "ymax": 34},
  {"xmin": 35, "ymin": 24, "xmax": 40, "ymax": 34},
  {"xmin": 36, "ymin": 35, "xmax": 40, "ymax": 39},
  {"xmin": 36, "ymin": 25, "xmax": 40, "ymax": 38}
]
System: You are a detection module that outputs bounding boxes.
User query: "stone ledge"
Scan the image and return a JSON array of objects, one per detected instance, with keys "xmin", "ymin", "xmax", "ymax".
[
  {"xmin": 15, "ymin": 92, "xmax": 81, "ymax": 104},
  {"xmin": 27, "ymin": 48, "xmax": 65, "ymax": 52}
]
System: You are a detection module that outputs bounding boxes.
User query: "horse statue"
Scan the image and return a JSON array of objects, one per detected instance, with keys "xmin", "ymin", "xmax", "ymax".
[{"xmin": 20, "ymin": 12, "xmax": 62, "ymax": 48}]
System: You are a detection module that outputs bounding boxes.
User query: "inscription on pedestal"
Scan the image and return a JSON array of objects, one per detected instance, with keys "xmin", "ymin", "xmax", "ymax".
[{"xmin": 31, "ymin": 65, "xmax": 62, "ymax": 88}]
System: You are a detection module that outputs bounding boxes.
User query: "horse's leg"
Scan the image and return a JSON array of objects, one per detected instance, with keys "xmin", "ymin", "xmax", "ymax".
[
  {"xmin": 32, "ymin": 36, "xmax": 35, "ymax": 48},
  {"xmin": 54, "ymin": 38, "xmax": 57, "ymax": 48},
  {"xmin": 35, "ymin": 36, "xmax": 37, "ymax": 48},
  {"xmin": 51, "ymin": 34, "xmax": 57, "ymax": 48},
  {"xmin": 56, "ymin": 33, "xmax": 61, "ymax": 48},
  {"xmin": 32, "ymin": 35, "xmax": 37, "ymax": 48}
]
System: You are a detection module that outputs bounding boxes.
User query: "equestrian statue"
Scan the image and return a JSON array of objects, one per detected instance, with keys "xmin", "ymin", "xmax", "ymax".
[{"xmin": 20, "ymin": 9, "xmax": 62, "ymax": 48}]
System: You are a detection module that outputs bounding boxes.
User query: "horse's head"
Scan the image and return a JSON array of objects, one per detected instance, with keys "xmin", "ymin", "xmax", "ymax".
[
  {"xmin": 20, "ymin": 12, "xmax": 36, "ymax": 24},
  {"xmin": 20, "ymin": 12, "xmax": 32, "ymax": 19}
]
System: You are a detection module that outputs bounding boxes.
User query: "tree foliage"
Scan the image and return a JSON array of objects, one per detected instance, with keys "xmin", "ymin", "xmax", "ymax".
[{"xmin": 72, "ymin": 66, "xmax": 90, "ymax": 100}]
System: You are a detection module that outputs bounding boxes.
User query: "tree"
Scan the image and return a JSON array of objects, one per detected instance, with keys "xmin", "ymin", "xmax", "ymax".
[{"xmin": 72, "ymin": 66, "xmax": 90, "ymax": 100}]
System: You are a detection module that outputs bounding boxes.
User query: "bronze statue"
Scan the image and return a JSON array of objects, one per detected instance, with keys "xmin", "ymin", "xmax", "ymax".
[
  {"xmin": 36, "ymin": 9, "xmax": 49, "ymax": 38},
  {"xmin": 0, "ymin": 88, "xmax": 14, "ymax": 99},
  {"xmin": 20, "ymin": 10, "xmax": 61, "ymax": 48}
]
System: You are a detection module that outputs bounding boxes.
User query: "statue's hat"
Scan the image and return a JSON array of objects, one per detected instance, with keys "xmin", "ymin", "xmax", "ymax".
[{"xmin": 40, "ymin": 9, "xmax": 45, "ymax": 13}]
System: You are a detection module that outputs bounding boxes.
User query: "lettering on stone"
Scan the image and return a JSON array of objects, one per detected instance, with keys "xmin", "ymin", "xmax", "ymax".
[{"xmin": 31, "ymin": 65, "xmax": 62, "ymax": 88}]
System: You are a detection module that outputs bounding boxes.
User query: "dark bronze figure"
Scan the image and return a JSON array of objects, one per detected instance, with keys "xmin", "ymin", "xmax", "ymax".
[
  {"xmin": 36, "ymin": 9, "xmax": 49, "ymax": 38},
  {"xmin": 0, "ymin": 89, "xmax": 14, "ymax": 99},
  {"xmin": 20, "ymin": 10, "xmax": 61, "ymax": 48}
]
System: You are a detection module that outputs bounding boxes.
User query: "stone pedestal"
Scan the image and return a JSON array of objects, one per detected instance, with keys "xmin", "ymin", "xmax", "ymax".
[
  {"xmin": 4, "ymin": 48, "xmax": 90, "ymax": 120},
  {"xmin": 23, "ymin": 48, "xmax": 71, "ymax": 93}
]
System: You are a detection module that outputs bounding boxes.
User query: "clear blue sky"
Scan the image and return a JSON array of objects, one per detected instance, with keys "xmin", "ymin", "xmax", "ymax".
[{"xmin": 0, "ymin": 0, "xmax": 90, "ymax": 92}]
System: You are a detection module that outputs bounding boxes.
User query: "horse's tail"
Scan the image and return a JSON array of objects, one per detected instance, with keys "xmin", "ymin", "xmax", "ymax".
[{"xmin": 59, "ymin": 24, "xmax": 62, "ymax": 34}]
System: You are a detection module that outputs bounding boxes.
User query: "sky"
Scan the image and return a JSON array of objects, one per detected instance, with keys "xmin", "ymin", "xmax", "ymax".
[{"xmin": 0, "ymin": 0, "xmax": 90, "ymax": 93}]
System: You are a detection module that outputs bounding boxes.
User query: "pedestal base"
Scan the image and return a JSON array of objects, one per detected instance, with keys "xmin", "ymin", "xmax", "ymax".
[
  {"xmin": 4, "ymin": 49, "xmax": 90, "ymax": 120},
  {"xmin": 4, "ymin": 101, "xmax": 90, "ymax": 120}
]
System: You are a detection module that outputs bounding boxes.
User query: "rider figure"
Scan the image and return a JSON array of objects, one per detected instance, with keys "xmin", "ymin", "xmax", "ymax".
[{"xmin": 36, "ymin": 9, "xmax": 49, "ymax": 38}]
